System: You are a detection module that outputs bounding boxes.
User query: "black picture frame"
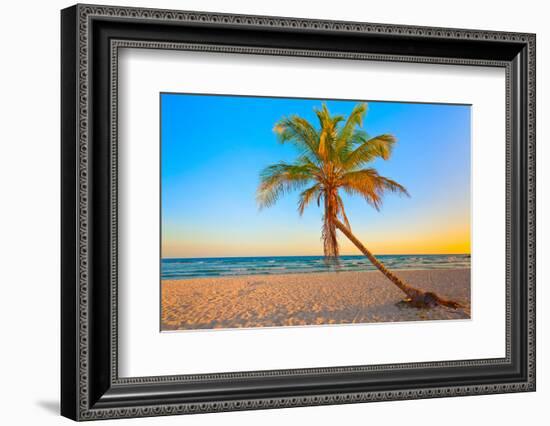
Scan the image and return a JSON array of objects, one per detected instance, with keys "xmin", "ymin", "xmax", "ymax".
[{"xmin": 61, "ymin": 4, "xmax": 536, "ymax": 421}]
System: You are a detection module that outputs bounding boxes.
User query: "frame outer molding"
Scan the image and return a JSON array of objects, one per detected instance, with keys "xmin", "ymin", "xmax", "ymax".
[{"xmin": 61, "ymin": 3, "xmax": 536, "ymax": 421}]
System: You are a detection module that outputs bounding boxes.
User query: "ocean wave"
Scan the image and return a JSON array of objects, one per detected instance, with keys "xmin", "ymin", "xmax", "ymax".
[{"xmin": 161, "ymin": 255, "xmax": 471, "ymax": 280}]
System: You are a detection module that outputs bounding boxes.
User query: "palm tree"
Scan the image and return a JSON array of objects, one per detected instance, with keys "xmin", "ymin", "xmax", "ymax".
[{"xmin": 257, "ymin": 102, "xmax": 461, "ymax": 309}]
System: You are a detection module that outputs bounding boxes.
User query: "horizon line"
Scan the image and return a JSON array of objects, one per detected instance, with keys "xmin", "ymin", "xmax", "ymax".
[{"xmin": 162, "ymin": 253, "xmax": 471, "ymax": 260}]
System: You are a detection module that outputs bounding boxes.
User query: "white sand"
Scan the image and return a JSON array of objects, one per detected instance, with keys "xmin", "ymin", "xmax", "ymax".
[{"xmin": 161, "ymin": 268, "xmax": 471, "ymax": 331}]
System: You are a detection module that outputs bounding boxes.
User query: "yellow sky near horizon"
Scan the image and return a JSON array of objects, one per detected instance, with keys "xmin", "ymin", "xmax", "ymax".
[{"xmin": 162, "ymin": 220, "xmax": 470, "ymax": 258}]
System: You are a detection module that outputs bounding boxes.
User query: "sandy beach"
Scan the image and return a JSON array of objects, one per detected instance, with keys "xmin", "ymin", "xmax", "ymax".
[{"xmin": 161, "ymin": 268, "xmax": 470, "ymax": 331}]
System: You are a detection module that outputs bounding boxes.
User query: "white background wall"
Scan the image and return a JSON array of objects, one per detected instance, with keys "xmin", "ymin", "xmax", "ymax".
[{"xmin": 0, "ymin": 0, "xmax": 547, "ymax": 424}]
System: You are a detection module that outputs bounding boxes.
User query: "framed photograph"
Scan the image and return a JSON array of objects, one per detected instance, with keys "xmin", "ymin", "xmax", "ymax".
[{"xmin": 61, "ymin": 4, "xmax": 536, "ymax": 421}]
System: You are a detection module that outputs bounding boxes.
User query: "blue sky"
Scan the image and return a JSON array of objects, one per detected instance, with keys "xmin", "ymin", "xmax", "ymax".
[{"xmin": 161, "ymin": 93, "xmax": 471, "ymax": 258}]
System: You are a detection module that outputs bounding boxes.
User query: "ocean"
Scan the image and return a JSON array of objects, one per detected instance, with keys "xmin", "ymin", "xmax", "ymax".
[{"xmin": 161, "ymin": 254, "xmax": 470, "ymax": 280}]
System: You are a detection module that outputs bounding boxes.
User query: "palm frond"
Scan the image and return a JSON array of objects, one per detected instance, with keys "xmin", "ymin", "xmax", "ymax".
[
  {"xmin": 273, "ymin": 116, "xmax": 320, "ymax": 161},
  {"xmin": 339, "ymin": 168, "xmax": 409, "ymax": 210},
  {"xmin": 297, "ymin": 183, "xmax": 322, "ymax": 215},
  {"xmin": 295, "ymin": 154, "xmax": 323, "ymax": 176},
  {"xmin": 342, "ymin": 134, "xmax": 396, "ymax": 170},
  {"xmin": 314, "ymin": 103, "xmax": 345, "ymax": 129},
  {"xmin": 314, "ymin": 103, "xmax": 344, "ymax": 160},
  {"xmin": 335, "ymin": 103, "xmax": 368, "ymax": 154},
  {"xmin": 335, "ymin": 129, "xmax": 370, "ymax": 166},
  {"xmin": 349, "ymin": 129, "xmax": 371, "ymax": 146},
  {"xmin": 257, "ymin": 162, "xmax": 315, "ymax": 209}
]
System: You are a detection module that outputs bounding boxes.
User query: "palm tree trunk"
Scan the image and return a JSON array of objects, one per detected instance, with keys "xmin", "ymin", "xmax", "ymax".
[{"xmin": 334, "ymin": 219, "xmax": 462, "ymax": 309}]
